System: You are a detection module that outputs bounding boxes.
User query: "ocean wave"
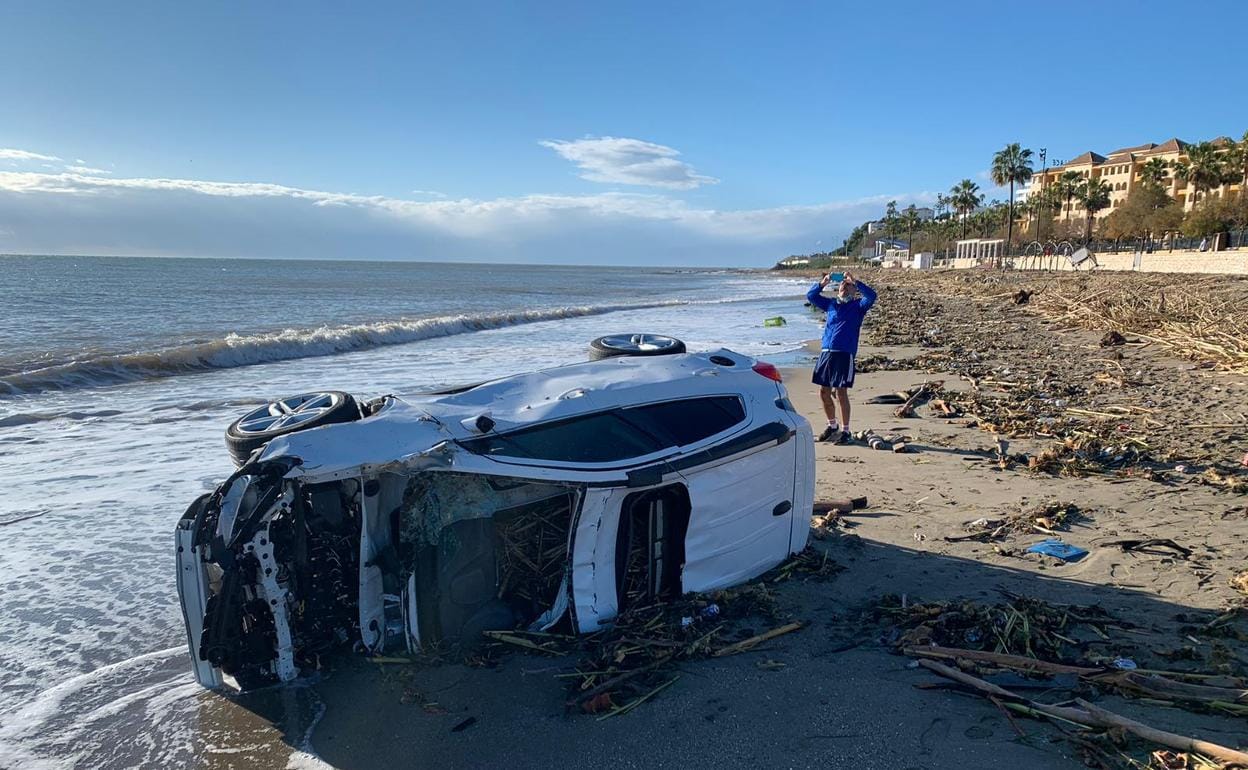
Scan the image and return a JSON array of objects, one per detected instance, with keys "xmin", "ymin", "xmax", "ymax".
[
  {"xmin": 0, "ymin": 301, "xmax": 697, "ymax": 397},
  {"xmin": 0, "ymin": 409, "xmax": 124, "ymax": 428}
]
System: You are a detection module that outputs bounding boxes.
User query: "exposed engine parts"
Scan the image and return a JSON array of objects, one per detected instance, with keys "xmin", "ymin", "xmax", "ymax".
[{"xmin": 182, "ymin": 463, "xmax": 361, "ymax": 690}]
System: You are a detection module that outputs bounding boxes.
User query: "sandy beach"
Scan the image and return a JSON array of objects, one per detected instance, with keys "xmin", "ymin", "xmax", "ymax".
[{"xmin": 278, "ymin": 269, "xmax": 1248, "ymax": 769}]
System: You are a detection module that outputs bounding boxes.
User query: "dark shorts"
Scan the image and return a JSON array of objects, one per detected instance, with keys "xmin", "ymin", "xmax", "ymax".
[{"xmin": 812, "ymin": 350, "xmax": 855, "ymax": 388}]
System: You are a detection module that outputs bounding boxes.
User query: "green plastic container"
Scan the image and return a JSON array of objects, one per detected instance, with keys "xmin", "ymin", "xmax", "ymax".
[{"xmin": 763, "ymin": 316, "xmax": 787, "ymax": 327}]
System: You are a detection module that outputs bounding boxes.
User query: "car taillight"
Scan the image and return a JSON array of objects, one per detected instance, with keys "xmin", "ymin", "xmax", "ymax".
[{"xmin": 752, "ymin": 362, "xmax": 783, "ymax": 382}]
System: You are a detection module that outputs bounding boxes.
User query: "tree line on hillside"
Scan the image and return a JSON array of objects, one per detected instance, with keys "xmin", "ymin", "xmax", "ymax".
[{"xmin": 798, "ymin": 132, "xmax": 1248, "ymax": 265}]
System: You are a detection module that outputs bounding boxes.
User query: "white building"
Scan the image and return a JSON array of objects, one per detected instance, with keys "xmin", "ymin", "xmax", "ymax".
[{"xmin": 873, "ymin": 238, "xmax": 908, "ymax": 258}]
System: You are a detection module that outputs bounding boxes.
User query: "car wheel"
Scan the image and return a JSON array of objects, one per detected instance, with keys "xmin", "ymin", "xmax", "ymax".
[
  {"xmin": 588, "ymin": 334, "xmax": 686, "ymax": 361},
  {"xmin": 225, "ymin": 391, "xmax": 360, "ymax": 466}
]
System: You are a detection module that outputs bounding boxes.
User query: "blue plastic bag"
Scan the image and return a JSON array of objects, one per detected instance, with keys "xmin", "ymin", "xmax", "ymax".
[{"xmin": 1025, "ymin": 539, "xmax": 1088, "ymax": 562}]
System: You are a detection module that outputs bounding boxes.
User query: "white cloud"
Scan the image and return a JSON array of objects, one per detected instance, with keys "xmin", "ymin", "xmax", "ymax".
[
  {"xmin": 0, "ymin": 148, "xmax": 62, "ymax": 162},
  {"xmin": 0, "ymin": 167, "xmax": 932, "ymax": 265},
  {"xmin": 64, "ymin": 165, "xmax": 111, "ymax": 175},
  {"xmin": 540, "ymin": 136, "xmax": 718, "ymax": 190},
  {"xmin": 409, "ymin": 189, "xmax": 446, "ymax": 198}
]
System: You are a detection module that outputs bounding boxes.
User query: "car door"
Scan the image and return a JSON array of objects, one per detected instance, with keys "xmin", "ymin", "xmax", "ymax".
[{"xmin": 679, "ymin": 429, "xmax": 798, "ymax": 593}]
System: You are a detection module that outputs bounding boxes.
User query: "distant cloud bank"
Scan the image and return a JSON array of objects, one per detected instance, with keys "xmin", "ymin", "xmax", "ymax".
[{"xmin": 0, "ymin": 144, "xmax": 933, "ymax": 265}]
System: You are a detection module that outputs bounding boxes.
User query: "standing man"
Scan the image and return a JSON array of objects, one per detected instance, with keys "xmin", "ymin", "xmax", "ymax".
[{"xmin": 806, "ymin": 270, "xmax": 877, "ymax": 443}]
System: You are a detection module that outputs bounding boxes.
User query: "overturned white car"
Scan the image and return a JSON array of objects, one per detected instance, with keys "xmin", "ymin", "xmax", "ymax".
[{"xmin": 176, "ymin": 336, "xmax": 814, "ymax": 690}]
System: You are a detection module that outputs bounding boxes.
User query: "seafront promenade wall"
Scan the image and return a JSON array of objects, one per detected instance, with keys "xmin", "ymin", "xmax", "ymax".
[{"xmin": 943, "ymin": 248, "xmax": 1248, "ymax": 275}]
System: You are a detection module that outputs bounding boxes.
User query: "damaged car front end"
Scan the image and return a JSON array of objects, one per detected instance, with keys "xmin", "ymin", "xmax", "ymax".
[{"xmin": 176, "ymin": 346, "xmax": 814, "ymax": 691}]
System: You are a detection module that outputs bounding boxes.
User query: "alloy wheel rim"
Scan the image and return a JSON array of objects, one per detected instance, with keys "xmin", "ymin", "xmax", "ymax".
[
  {"xmin": 599, "ymin": 334, "xmax": 679, "ymax": 353},
  {"xmin": 235, "ymin": 392, "xmax": 340, "ymax": 435}
]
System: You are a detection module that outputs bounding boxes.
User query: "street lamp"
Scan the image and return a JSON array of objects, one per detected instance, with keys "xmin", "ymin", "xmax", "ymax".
[{"xmin": 1036, "ymin": 148, "xmax": 1047, "ymax": 244}]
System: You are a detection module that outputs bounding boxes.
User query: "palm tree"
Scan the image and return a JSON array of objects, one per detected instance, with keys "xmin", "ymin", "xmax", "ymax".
[
  {"xmin": 1140, "ymin": 158, "xmax": 1169, "ymax": 188},
  {"xmin": 990, "ymin": 143, "xmax": 1034, "ymax": 260},
  {"xmin": 980, "ymin": 209, "xmax": 996, "ymax": 238},
  {"xmin": 902, "ymin": 205, "xmax": 922, "ymax": 254},
  {"xmin": 1054, "ymin": 170, "xmax": 1083, "ymax": 223},
  {"xmin": 950, "ymin": 179, "xmax": 982, "ymax": 240},
  {"xmin": 1172, "ymin": 141, "xmax": 1233, "ymax": 203},
  {"xmin": 1232, "ymin": 130, "xmax": 1248, "ymax": 194},
  {"xmin": 1075, "ymin": 178, "xmax": 1112, "ymax": 243},
  {"xmin": 1033, "ymin": 185, "xmax": 1061, "ymax": 240},
  {"xmin": 1015, "ymin": 197, "xmax": 1033, "ymax": 237}
]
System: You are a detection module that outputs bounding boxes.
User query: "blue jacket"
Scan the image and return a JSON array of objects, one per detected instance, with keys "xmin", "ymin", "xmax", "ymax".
[{"xmin": 806, "ymin": 280, "xmax": 877, "ymax": 354}]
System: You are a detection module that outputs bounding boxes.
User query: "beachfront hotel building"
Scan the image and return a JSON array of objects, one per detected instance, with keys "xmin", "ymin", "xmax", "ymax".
[{"xmin": 1025, "ymin": 137, "xmax": 1243, "ymax": 224}]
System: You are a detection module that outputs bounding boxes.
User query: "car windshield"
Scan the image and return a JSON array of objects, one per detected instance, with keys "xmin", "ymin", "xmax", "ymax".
[{"xmin": 460, "ymin": 396, "xmax": 745, "ymax": 463}]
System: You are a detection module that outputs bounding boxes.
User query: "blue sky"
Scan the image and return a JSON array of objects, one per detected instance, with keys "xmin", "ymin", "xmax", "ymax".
[{"xmin": 2, "ymin": 0, "xmax": 1246, "ymax": 265}]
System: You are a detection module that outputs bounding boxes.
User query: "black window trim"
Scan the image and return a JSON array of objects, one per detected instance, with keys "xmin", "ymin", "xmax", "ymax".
[
  {"xmin": 456, "ymin": 394, "xmax": 749, "ymax": 467},
  {"xmin": 617, "ymin": 421, "xmax": 794, "ymax": 487}
]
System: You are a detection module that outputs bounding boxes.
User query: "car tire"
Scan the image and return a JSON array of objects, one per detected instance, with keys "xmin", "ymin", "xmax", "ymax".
[
  {"xmin": 225, "ymin": 391, "xmax": 360, "ymax": 466},
  {"xmin": 588, "ymin": 334, "xmax": 687, "ymax": 361}
]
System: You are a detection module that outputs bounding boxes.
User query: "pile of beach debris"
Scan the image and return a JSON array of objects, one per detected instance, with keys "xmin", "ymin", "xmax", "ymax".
[
  {"xmin": 467, "ymin": 546, "xmax": 840, "ymax": 718},
  {"xmin": 1031, "ymin": 273, "xmax": 1248, "ymax": 376},
  {"xmin": 945, "ymin": 500, "xmax": 1089, "ymax": 544},
  {"xmin": 495, "ymin": 496, "xmax": 574, "ymax": 613},
  {"xmin": 810, "ymin": 497, "xmax": 869, "ymax": 537},
  {"xmin": 849, "ymin": 270, "xmax": 1248, "ymax": 492},
  {"xmin": 864, "ymin": 267, "xmax": 1248, "ymax": 378},
  {"xmin": 868, "ymin": 592, "xmax": 1248, "ymax": 768},
  {"xmin": 913, "ymin": 653, "xmax": 1248, "ymax": 768},
  {"xmin": 872, "ymin": 592, "xmax": 1118, "ymax": 661}
]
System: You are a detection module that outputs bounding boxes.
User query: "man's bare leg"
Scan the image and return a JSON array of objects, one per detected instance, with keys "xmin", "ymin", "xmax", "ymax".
[
  {"xmin": 835, "ymin": 387, "xmax": 851, "ymax": 434},
  {"xmin": 816, "ymin": 386, "xmax": 840, "ymax": 441},
  {"xmin": 819, "ymin": 386, "xmax": 836, "ymax": 423}
]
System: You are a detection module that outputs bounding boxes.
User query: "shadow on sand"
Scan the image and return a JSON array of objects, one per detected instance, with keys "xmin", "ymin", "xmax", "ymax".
[{"xmin": 219, "ymin": 531, "xmax": 1247, "ymax": 770}]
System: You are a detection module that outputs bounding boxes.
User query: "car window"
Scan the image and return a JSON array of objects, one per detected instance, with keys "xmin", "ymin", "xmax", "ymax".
[
  {"xmin": 460, "ymin": 396, "xmax": 745, "ymax": 463},
  {"xmin": 622, "ymin": 396, "xmax": 744, "ymax": 446},
  {"xmin": 461, "ymin": 411, "xmax": 666, "ymax": 463}
]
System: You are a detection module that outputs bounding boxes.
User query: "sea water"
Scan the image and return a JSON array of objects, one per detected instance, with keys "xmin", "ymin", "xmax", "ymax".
[{"xmin": 0, "ymin": 255, "xmax": 819, "ymax": 768}]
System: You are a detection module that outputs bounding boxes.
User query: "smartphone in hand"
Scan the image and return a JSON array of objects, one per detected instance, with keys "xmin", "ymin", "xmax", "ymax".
[{"xmin": 828, "ymin": 272, "xmax": 844, "ymax": 282}]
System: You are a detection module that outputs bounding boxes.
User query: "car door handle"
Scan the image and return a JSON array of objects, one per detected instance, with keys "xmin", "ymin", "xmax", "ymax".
[{"xmin": 772, "ymin": 501, "xmax": 792, "ymax": 516}]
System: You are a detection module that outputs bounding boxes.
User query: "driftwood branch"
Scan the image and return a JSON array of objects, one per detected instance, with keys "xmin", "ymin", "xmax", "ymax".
[
  {"xmin": 570, "ymin": 651, "xmax": 676, "ymax": 706},
  {"xmin": 712, "ymin": 622, "xmax": 802, "ymax": 657},
  {"xmin": 916, "ymin": 659, "xmax": 1248, "ymax": 766},
  {"xmin": 894, "ymin": 380, "xmax": 945, "ymax": 418},
  {"xmin": 1107, "ymin": 671, "xmax": 1248, "ymax": 705},
  {"xmin": 1075, "ymin": 698, "xmax": 1248, "ymax": 767},
  {"xmin": 905, "ymin": 646, "xmax": 1099, "ymax": 675}
]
